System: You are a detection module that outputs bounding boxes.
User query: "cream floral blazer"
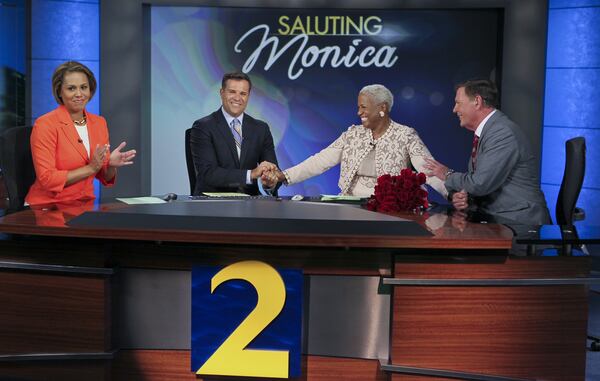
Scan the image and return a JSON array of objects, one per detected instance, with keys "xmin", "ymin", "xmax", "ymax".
[{"xmin": 284, "ymin": 121, "xmax": 448, "ymax": 197}]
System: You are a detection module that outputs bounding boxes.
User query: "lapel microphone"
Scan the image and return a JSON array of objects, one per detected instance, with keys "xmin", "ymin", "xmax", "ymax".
[{"xmin": 78, "ymin": 139, "xmax": 83, "ymax": 143}]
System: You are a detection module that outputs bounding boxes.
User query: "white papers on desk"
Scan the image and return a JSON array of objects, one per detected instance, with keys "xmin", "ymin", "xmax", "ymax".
[
  {"xmin": 320, "ymin": 194, "xmax": 364, "ymax": 201},
  {"xmin": 116, "ymin": 197, "xmax": 167, "ymax": 205}
]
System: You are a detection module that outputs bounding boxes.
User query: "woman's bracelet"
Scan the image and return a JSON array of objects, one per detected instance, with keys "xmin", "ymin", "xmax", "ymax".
[{"xmin": 282, "ymin": 170, "xmax": 291, "ymax": 185}]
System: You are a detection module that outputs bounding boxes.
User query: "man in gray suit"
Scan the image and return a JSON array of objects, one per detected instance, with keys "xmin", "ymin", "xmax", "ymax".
[{"xmin": 425, "ymin": 79, "xmax": 551, "ymax": 225}]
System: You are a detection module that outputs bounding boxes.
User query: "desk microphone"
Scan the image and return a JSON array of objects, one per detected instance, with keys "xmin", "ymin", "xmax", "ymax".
[{"xmin": 161, "ymin": 193, "xmax": 178, "ymax": 202}]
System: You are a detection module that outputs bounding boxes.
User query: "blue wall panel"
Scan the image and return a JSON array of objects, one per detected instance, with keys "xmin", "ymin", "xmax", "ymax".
[
  {"xmin": 544, "ymin": 68, "xmax": 600, "ymax": 128},
  {"xmin": 550, "ymin": 0, "xmax": 600, "ymax": 8},
  {"xmin": 31, "ymin": 0, "xmax": 100, "ymax": 118},
  {"xmin": 546, "ymin": 8, "xmax": 600, "ymax": 67},
  {"xmin": 31, "ymin": 0, "xmax": 99, "ymax": 61},
  {"xmin": 575, "ymin": 188, "xmax": 600, "ymax": 226},
  {"xmin": 541, "ymin": 127, "xmax": 600, "ymax": 188},
  {"xmin": 542, "ymin": 4, "xmax": 600, "ymax": 228}
]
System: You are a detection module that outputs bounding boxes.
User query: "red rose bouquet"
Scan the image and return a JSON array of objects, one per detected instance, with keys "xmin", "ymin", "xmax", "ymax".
[{"xmin": 366, "ymin": 169, "xmax": 429, "ymax": 212}]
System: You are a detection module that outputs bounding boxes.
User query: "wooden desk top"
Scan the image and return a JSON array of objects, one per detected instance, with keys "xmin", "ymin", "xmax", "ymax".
[{"xmin": 0, "ymin": 200, "xmax": 513, "ymax": 249}]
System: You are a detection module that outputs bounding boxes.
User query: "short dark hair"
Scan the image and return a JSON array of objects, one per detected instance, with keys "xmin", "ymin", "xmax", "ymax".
[
  {"xmin": 456, "ymin": 79, "xmax": 499, "ymax": 109},
  {"xmin": 52, "ymin": 61, "xmax": 97, "ymax": 105},
  {"xmin": 221, "ymin": 72, "xmax": 252, "ymax": 91}
]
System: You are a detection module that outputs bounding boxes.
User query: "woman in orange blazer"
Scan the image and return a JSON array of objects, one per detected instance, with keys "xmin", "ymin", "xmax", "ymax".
[{"xmin": 26, "ymin": 61, "xmax": 135, "ymax": 205}]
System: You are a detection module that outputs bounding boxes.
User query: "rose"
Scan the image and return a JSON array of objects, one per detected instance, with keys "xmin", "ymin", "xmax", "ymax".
[
  {"xmin": 398, "ymin": 191, "xmax": 409, "ymax": 202},
  {"xmin": 379, "ymin": 174, "xmax": 392, "ymax": 184},
  {"xmin": 403, "ymin": 176, "xmax": 415, "ymax": 190},
  {"xmin": 400, "ymin": 168, "xmax": 412, "ymax": 177},
  {"xmin": 366, "ymin": 197, "xmax": 378, "ymax": 211},
  {"xmin": 367, "ymin": 169, "xmax": 429, "ymax": 213}
]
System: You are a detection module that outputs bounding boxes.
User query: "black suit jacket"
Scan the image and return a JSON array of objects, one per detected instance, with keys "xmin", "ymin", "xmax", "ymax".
[{"xmin": 190, "ymin": 109, "xmax": 278, "ymax": 195}]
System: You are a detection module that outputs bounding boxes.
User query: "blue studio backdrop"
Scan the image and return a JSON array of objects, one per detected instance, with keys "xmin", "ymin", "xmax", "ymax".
[{"xmin": 149, "ymin": 6, "xmax": 501, "ymax": 201}]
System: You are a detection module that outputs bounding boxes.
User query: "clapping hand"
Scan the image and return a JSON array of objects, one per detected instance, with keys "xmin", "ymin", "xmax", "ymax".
[
  {"xmin": 109, "ymin": 142, "xmax": 136, "ymax": 168},
  {"xmin": 89, "ymin": 144, "xmax": 109, "ymax": 172}
]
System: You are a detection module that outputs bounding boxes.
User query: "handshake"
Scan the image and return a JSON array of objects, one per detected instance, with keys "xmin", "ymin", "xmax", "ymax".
[{"xmin": 250, "ymin": 161, "xmax": 286, "ymax": 189}]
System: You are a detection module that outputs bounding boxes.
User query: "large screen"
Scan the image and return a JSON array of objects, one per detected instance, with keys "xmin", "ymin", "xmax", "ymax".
[
  {"xmin": 0, "ymin": 0, "xmax": 26, "ymax": 130},
  {"xmin": 150, "ymin": 6, "xmax": 501, "ymax": 199}
]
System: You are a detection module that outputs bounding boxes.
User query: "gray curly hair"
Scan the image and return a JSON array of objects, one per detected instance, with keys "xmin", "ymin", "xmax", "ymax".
[{"xmin": 359, "ymin": 84, "xmax": 394, "ymax": 112}]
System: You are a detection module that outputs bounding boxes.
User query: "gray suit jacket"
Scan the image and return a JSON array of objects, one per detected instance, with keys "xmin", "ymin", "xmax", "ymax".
[{"xmin": 445, "ymin": 110, "xmax": 551, "ymax": 225}]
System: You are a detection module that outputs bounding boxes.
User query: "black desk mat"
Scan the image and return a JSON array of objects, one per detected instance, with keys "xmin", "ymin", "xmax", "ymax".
[{"xmin": 68, "ymin": 200, "xmax": 431, "ymax": 237}]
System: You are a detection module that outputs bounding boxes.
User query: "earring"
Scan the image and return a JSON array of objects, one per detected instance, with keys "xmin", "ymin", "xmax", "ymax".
[{"xmin": 379, "ymin": 111, "xmax": 385, "ymax": 117}]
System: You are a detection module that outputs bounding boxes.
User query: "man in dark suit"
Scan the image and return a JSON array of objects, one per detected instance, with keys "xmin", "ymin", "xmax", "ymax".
[
  {"xmin": 425, "ymin": 79, "xmax": 551, "ymax": 225},
  {"xmin": 190, "ymin": 72, "xmax": 278, "ymax": 195}
]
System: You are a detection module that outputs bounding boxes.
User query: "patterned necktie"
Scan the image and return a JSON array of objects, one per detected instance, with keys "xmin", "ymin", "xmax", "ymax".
[
  {"xmin": 231, "ymin": 119, "xmax": 242, "ymax": 157},
  {"xmin": 471, "ymin": 134, "xmax": 479, "ymax": 170}
]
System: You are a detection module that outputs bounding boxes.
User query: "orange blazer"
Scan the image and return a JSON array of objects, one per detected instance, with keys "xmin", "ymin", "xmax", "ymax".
[{"xmin": 25, "ymin": 105, "xmax": 115, "ymax": 205}]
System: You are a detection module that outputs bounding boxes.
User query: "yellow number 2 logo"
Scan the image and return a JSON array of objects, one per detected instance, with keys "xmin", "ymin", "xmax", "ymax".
[{"xmin": 196, "ymin": 260, "xmax": 289, "ymax": 378}]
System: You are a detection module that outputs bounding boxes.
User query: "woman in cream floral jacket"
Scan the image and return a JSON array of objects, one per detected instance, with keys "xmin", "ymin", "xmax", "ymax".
[{"xmin": 267, "ymin": 84, "xmax": 447, "ymax": 198}]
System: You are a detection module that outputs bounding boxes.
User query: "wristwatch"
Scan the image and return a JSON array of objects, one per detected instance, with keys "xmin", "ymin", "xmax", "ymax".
[{"xmin": 444, "ymin": 168, "xmax": 455, "ymax": 179}]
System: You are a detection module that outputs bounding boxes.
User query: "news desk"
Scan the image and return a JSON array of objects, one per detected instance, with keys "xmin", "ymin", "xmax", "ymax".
[{"xmin": 0, "ymin": 199, "xmax": 591, "ymax": 381}]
